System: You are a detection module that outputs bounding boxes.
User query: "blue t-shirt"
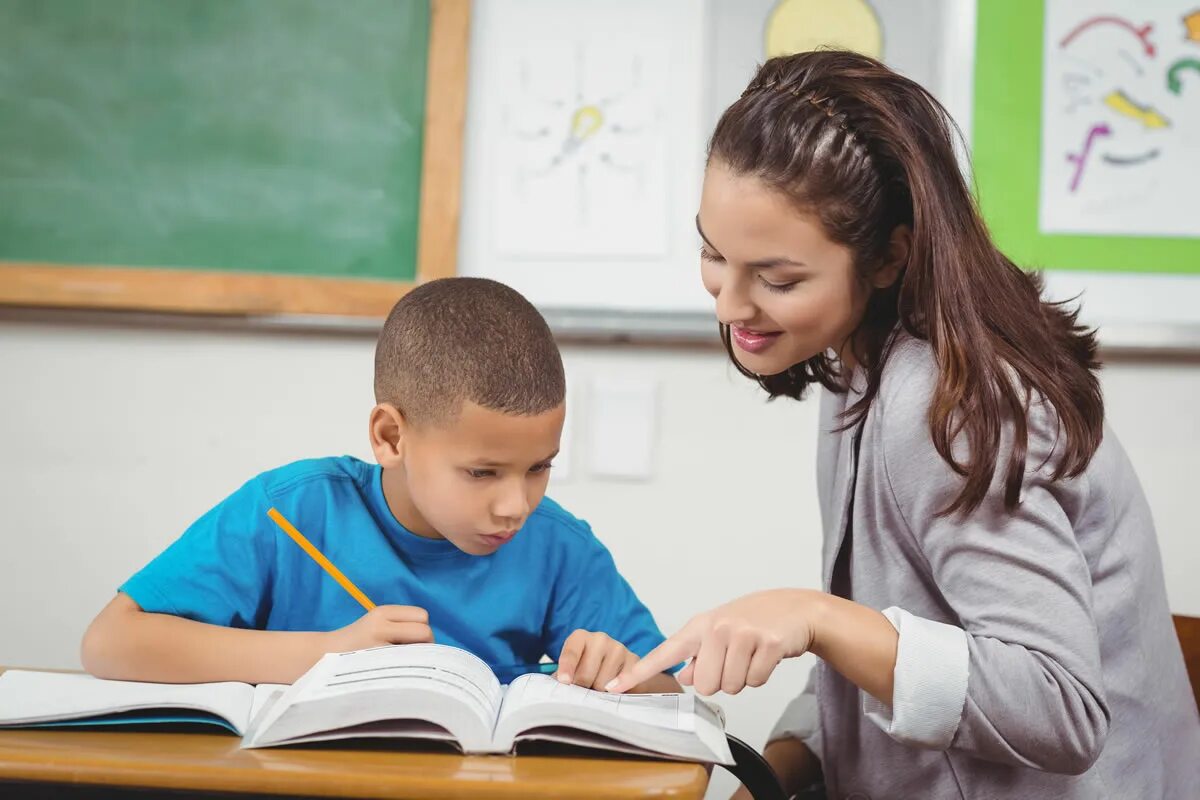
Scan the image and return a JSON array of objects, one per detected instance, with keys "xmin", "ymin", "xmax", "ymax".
[{"xmin": 120, "ymin": 456, "xmax": 666, "ymax": 672}]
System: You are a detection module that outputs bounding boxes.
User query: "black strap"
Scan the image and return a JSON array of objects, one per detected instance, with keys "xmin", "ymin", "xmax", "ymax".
[{"xmin": 718, "ymin": 734, "xmax": 788, "ymax": 800}]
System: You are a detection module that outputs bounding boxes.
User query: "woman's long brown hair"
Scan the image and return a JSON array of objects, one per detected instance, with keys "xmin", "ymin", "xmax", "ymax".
[{"xmin": 710, "ymin": 50, "xmax": 1103, "ymax": 516}]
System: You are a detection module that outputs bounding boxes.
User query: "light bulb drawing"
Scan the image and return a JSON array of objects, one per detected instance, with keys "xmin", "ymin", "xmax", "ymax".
[{"xmin": 494, "ymin": 40, "xmax": 666, "ymax": 257}]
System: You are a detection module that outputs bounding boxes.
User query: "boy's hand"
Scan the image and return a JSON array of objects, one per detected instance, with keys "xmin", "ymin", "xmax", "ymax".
[
  {"xmin": 325, "ymin": 605, "xmax": 435, "ymax": 653},
  {"xmin": 555, "ymin": 629, "xmax": 637, "ymax": 690}
]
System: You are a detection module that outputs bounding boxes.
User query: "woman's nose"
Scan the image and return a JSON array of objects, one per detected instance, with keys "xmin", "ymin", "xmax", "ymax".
[{"xmin": 714, "ymin": 275, "xmax": 756, "ymax": 326}]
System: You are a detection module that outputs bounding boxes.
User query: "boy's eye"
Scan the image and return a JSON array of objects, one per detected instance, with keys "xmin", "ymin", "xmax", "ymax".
[
  {"xmin": 529, "ymin": 462, "xmax": 554, "ymax": 474},
  {"xmin": 466, "ymin": 468, "xmax": 496, "ymax": 479}
]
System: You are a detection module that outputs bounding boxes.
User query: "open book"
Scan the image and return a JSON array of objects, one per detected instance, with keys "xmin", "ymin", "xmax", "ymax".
[
  {"xmin": 0, "ymin": 669, "xmax": 285, "ymax": 736},
  {"xmin": 0, "ymin": 644, "xmax": 733, "ymax": 765}
]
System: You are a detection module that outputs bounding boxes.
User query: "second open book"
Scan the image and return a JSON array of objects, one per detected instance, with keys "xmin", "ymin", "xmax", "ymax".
[{"xmin": 0, "ymin": 643, "xmax": 734, "ymax": 765}]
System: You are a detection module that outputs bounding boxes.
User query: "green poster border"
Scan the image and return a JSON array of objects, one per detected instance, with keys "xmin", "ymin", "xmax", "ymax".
[{"xmin": 972, "ymin": 0, "xmax": 1199, "ymax": 274}]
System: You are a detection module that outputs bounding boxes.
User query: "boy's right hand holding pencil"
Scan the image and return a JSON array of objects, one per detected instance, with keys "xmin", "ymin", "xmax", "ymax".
[{"xmin": 324, "ymin": 605, "xmax": 435, "ymax": 652}]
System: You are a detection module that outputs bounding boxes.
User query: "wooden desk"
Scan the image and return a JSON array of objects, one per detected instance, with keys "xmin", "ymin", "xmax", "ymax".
[{"xmin": 0, "ymin": 673, "xmax": 708, "ymax": 799}]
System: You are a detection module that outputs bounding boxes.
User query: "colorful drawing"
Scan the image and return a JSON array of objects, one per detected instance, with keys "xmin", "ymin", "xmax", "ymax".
[
  {"xmin": 1039, "ymin": 1, "xmax": 1200, "ymax": 239},
  {"xmin": 1101, "ymin": 148, "xmax": 1161, "ymax": 165},
  {"xmin": 1166, "ymin": 57, "xmax": 1200, "ymax": 92},
  {"xmin": 764, "ymin": 0, "xmax": 882, "ymax": 59},
  {"xmin": 1184, "ymin": 9, "xmax": 1200, "ymax": 42},
  {"xmin": 1060, "ymin": 14, "xmax": 1156, "ymax": 56},
  {"xmin": 1103, "ymin": 90, "xmax": 1171, "ymax": 127},
  {"xmin": 1066, "ymin": 123, "xmax": 1112, "ymax": 191}
]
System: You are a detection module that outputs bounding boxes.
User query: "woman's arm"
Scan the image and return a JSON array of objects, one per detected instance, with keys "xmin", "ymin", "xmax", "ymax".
[
  {"xmin": 808, "ymin": 593, "xmax": 898, "ymax": 705},
  {"xmin": 605, "ymin": 588, "xmax": 897, "ymax": 699}
]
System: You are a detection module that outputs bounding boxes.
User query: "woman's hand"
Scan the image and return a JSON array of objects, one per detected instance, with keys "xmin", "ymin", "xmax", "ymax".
[
  {"xmin": 606, "ymin": 589, "xmax": 820, "ymax": 695},
  {"xmin": 610, "ymin": 589, "xmax": 899, "ymax": 707}
]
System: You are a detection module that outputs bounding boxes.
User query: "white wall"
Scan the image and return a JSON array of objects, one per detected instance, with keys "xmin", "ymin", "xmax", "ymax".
[{"xmin": 1, "ymin": 314, "xmax": 1198, "ymax": 800}]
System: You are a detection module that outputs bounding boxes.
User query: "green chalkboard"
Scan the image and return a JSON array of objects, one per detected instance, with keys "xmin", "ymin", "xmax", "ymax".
[{"xmin": 0, "ymin": 0, "xmax": 430, "ymax": 283}]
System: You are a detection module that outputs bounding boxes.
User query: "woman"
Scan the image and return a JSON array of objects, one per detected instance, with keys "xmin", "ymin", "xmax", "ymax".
[{"xmin": 608, "ymin": 51, "xmax": 1199, "ymax": 799}]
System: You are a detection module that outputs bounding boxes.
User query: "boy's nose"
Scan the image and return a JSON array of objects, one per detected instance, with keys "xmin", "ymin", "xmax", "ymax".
[{"xmin": 492, "ymin": 482, "xmax": 531, "ymax": 523}]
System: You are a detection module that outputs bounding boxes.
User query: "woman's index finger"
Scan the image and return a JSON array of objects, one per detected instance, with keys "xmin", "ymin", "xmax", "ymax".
[{"xmin": 605, "ymin": 634, "xmax": 696, "ymax": 693}]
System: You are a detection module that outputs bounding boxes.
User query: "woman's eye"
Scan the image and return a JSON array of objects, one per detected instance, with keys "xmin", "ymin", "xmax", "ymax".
[
  {"xmin": 700, "ymin": 248, "xmax": 724, "ymax": 263},
  {"xmin": 467, "ymin": 469, "xmax": 496, "ymax": 479},
  {"xmin": 759, "ymin": 277, "xmax": 798, "ymax": 293}
]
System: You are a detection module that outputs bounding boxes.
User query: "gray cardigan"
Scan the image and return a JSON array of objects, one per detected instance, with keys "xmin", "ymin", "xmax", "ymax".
[{"xmin": 770, "ymin": 335, "xmax": 1199, "ymax": 799}]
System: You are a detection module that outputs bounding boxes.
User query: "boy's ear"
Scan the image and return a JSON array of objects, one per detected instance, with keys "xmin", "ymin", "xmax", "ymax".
[
  {"xmin": 369, "ymin": 403, "xmax": 408, "ymax": 468},
  {"xmin": 872, "ymin": 224, "xmax": 911, "ymax": 289}
]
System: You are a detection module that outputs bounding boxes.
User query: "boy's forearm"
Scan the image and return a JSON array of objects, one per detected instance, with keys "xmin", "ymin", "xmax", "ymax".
[{"xmin": 82, "ymin": 596, "xmax": 328, "ymax": 684}]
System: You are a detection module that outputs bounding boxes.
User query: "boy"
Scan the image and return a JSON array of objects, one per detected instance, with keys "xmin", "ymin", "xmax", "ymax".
[{"xmin": 81, "ymin": 278, "xmax": 677, "ymax": 694}]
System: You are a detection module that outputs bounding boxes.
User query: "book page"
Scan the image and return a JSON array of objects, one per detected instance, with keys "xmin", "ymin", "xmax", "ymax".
[
  {"xmin": 494, "ymin": 674, "xmax": 733, "ymax": 764},
  {"xmin": 0, "ymin": 670, "xmax": 255, "ymax": 734},
  {"xmin": 286, "ymin": 645, "xmax": 502, "ymax": 719},
  {"xmin": 247, "ymin": 683, "xmax": 288, "ymax": 731},
  {"xmin": 247, "ymin": 644, "xmax": 504, "ymax": 750},
  {"xmin": 499, "ymin": 674, "xmax": 693, "ymax": 731}
]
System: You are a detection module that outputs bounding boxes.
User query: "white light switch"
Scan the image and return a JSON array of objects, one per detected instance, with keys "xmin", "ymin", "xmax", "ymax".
[{"xmin": 586, "ymin": 376, "xmax": 657, "ymax": 480}]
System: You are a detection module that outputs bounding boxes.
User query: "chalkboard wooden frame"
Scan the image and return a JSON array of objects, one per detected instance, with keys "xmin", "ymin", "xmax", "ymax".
[{"xmin": 0, "ymin": 0, "xmax": 468, "ymax": 318}]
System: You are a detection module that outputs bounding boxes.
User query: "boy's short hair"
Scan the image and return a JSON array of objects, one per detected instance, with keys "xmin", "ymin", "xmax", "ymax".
[{"xmin": 374, "ymin": 277, "xmax": 566, "ymax": 427}]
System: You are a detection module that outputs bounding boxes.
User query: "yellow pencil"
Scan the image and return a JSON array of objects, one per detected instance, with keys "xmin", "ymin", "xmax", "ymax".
[{"xmin": 266, "ymin": 507, "xmax": 376, "ymax": 611}]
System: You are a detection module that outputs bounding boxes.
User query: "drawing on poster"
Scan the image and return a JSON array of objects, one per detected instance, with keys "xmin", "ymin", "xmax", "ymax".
[
  {"xmin": 1040, "ymin": 3, "xmax": 1200, "ymax": 238},
  {"xmin": 492, "ymin": 41, "xmax": 669, "ymax": 259}
]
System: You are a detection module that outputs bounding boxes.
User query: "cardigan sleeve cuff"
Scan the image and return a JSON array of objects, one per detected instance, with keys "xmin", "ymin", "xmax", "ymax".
[{"xmin": 862, "ymin": 606, "xmax": 969, "ymax": 750}]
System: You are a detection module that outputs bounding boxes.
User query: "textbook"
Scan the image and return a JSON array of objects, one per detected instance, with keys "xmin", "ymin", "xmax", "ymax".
[{"xmin": 0, "ymin": 644, "xmax": 734, "ymax": 765}]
